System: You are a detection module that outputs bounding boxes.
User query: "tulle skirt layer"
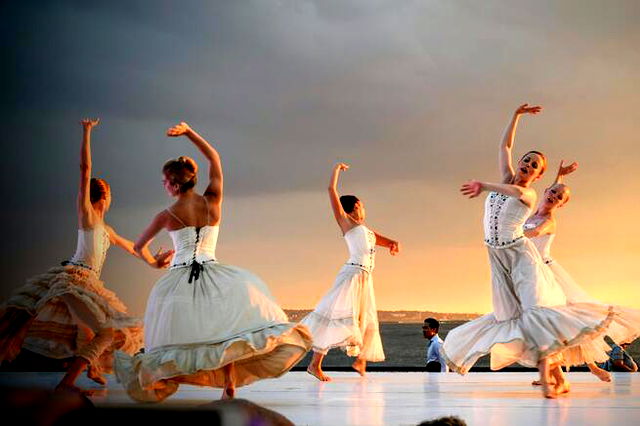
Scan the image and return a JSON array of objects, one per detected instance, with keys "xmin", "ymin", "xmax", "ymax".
[{"xmin": 114, "ymin": 262, "xmax": 312, "ymax": 402}]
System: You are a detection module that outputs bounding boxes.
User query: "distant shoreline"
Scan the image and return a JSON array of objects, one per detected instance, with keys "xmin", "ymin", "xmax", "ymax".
[{"xmin": 285, "ymin": 310, "xmax": 481, "ymax": 323}]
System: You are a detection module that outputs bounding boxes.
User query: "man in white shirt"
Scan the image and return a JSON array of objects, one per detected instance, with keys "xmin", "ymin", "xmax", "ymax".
[{"xmin": 423, "ymin": 318, "xmax": 448, "ymax": 372}]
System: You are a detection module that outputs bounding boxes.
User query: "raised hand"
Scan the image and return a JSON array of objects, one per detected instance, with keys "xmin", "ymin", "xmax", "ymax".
[
  {"xmin": 154, "ymin": 248, "xmax": 175, "ymax": 269},
  {"xmin": 167, "ymin": 122, "xmax": 192, "ymax": 137},
  {"xmin": 514, "ymin": 103, "xmax": 542, "ymax": 116},
  {"xmin": 460, "ymin": 180, "xmax": 483, "ymax": 198},
  {"xmin": 557, "ymin": 160, "xmax": 578, "ymax": 177},
  {"xmin": 389, "ymin": 241, "xmax": 400, "ymax": 256},
  {"xmin": 334, "ymin": 162, "xmax": 349, "ymax": 172},
  {"xmin": 80, "ymin": 118, "xmax": 100, "ymax": 130}
]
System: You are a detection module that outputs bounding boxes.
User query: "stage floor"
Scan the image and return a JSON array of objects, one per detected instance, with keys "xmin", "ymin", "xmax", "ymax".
[{"xmin": 2, "ymin": 371, "xmax": 639, "ymax": 425}]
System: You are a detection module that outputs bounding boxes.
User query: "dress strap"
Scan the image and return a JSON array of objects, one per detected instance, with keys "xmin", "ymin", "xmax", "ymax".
[{"xmin": 165, "ymin": 208, "xmax": 187, "ymax": 227}]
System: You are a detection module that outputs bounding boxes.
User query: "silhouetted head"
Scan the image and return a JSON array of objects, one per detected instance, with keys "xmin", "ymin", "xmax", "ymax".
[
  {"xmin": 162, "ymin": 156, "xmax": 198, "ymax": 196},
  {"xmin": 340, "ymin": 195, "xmax": 365, "ymax": 222},
  {"xmin": 422, "ymin": 317, "xmax": 440, "ymax": 339},
  {"xmin": 90, "ymin": 178, "xmax": 111, "ymax": 211}
]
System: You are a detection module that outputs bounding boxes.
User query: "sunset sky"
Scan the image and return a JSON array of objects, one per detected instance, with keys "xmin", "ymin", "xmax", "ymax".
[{"xmin": 2, "ymin": 1, "xmax": 639, "ymax": 316}]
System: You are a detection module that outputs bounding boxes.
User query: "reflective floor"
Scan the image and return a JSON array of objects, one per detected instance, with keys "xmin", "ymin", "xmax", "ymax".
[{"xmin": 2, "ymin": 371, "xmax": 639, "ymax": 425}]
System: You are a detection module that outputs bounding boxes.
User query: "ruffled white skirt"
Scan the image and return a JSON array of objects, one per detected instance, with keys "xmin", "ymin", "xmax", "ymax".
[
  {"xmin": 301, "ymin": 265, "xmax": 384, "ymax": 362},
  {"xmin": 114, "ymin": 262, "xmax": 312, "ymax": 402},
  {"xmin": 0, "ymin": 265, "xmax": 143, "ymax": 373},
  {"xmin": 442, "ymin": 239, "xmax": 638, "ymax": 373}
]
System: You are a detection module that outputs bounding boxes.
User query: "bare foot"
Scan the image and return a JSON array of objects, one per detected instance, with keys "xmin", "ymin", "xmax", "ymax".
[
  {"xmin": 532, "ymin": 378, "xmax": 556, "ymax": 386},
  {"xmin": 540, "ymin": 381, "xmax": 557, "ymax": 399},
  {"xmin": 555, "ymin": 381, "xmax": 571, "ymax": 395},
  {"xmin": 591, "ymin": 368, "xmax": 612, "ymax": 383},
  {"xmin": 87, "ymin": 366, "xmax": 107, "ymax": 386},
  {"xmin": 221, "ymin": 385, "xmax": 235, "ymax": 400},
  {"xmin": 352, "ymin": 359, "xmax": 366, "ymax": 377},
  {"xmin": 307, "ymin": 366, "xmax": 332, "ymax": 382}
]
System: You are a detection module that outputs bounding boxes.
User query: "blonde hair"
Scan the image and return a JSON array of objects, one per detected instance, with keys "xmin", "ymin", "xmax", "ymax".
[{"xmin": 162, "ymin": 156, "xmax": 198, "ymax": 193}]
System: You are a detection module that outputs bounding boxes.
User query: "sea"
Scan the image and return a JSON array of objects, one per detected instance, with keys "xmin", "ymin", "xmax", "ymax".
[{"xmin": 297, "ymin": 321, "xmax": 640, "ymax": 369}]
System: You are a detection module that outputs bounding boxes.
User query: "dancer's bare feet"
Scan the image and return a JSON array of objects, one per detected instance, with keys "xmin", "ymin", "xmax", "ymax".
[
  {"xmin": 221, "ymin": 385, "xmax": 235, "ymax": 400},
  {"xmin": 555, "ymin": 381, "xmax": 570, "ymax": 395},
  {"xmin": 532, "ymin": 378, "xmax": 556, "ymax": 386},
  {"xmin": 590, "ymin": 366, "xmax": 612, "ymax": 382},
  {"xmin": 352, "ymin": 358, "xmax": 366, "ymax": 377},
  {"xmin": 87, "ymin": 365, "xmax": 107, "ymax": 385},
  {"xmin": 540, "ymin": 380, "xmax": 557, "ymax": 399},
  {"xmin": 307, "ymin": 366, "xmax": 332, "ymax": 382}
]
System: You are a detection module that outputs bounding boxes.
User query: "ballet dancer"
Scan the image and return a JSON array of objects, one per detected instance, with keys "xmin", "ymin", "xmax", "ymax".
[
  {"xmin": 114, "ymin": 122, "xmax": 312, "ymax": 401},
  {"xmin": 302, "ymin": 163, "xmax": 400, "ymax": 381}
]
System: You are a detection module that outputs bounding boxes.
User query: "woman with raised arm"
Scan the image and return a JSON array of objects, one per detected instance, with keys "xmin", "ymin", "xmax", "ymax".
[
  {"xmin": 301, "ymin": 163, "xmax": 400, "ymax": 381},
  {"xmin": 441, "ymin": 104, "xmax": 624, "ymax": 398},
  {"xmin": 0, "ymin": 119, "xmax": 161, "ymax": 391},
  {"xmin": 525, "ymin": 161, "xmax": 640, "ymax": 389},
  {"xmin": 114, "ymin": 122, "xmax": 312, "ymax": 402}
]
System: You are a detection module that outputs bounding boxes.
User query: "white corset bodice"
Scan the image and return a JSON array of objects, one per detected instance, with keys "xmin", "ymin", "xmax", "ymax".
[
  {"xmin": 344, "ymin": 225, "xmax": 376, "ymax": 272},
  {"xmin": 169, "ymin": 225, "xmax": 219, "ymax": 268},
  {"xmin": 68, "ymin": 224, "xmax": 111, "ymax": 276},
  {"xmin": 530, "ymin": 233, "xmax": 555, "ymax": 263},
  {"xmin": 483, "ymin": 192, "xmax": 531, "ymax": 248}
]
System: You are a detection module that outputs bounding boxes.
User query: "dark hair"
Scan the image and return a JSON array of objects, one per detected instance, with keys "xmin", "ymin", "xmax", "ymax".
[
  {"xmin": 418, "ymin": 416, "xmax": 467, "ymax": 426},
  {"xmin": 163, "ymin": 156, "xmax": 198, "ymax": 193},
  {"xmin": 340, "ymin": 195, "xmax": 360, "ymax": 214},
  {"xmin": 90, "ymin": 178, "xmax": 110, "ymax": 204},
  {"xmin": 423, "ymin": 317, "xmax": 440, "ymax": 331},
  {"xmin": 520, "ymin": 150, "xmax": 547, "ymax": 175}
]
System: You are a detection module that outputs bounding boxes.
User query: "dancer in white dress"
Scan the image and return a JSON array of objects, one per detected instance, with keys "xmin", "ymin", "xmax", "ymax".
[
  {"xmin": 0, "ymin": 119, "xmax": 168, "ymax": 392},
  {"xmin": 114, "ymin": 122, "xmax": 312, "ymax": 401},
  {"xmin": 302, "ymin": 163, "xmax": 400, "ymax": 381},
  {"xmin": 443, "ymin": 104, "xmax": 626, "ymax": 398},
  {"xmin": 524, "ymin": 162, "xmax": 640, "ymax": 387}
]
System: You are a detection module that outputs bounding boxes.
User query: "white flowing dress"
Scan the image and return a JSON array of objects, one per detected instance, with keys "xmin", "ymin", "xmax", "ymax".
[
  {"xmin": 114, "ymin": 224, "xmax": 312, "ymax": 402},
  {"xmin": 442, "ymin": 192, "xmax": 625, "ymax": 373},
  {"xmin": 301, "ymin": 224, "xmax": 384, "ymax": 362},
  {"xmin": 528, "ymin": 229, "xmax": 640, "ymax": 366}
]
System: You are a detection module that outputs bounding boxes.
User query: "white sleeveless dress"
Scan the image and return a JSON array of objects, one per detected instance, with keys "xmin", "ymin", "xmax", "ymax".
[
  {"xmin": 528, "ymin": 227, "xmax": 640, "ymax": 366},
  {"xmin": 114, "ymin": 224, "xmax": 313, "ymax": 402},
  {"xmin": 301, "ymin": 224, "xmax": 384, "ymax": 362},
  {"xmin": 442, "ymin": 192, "xmax": 623, "ymax": 373},
  {"xmin": 0, "ymin": 224, "xmax": 143, "ymax": 371}
]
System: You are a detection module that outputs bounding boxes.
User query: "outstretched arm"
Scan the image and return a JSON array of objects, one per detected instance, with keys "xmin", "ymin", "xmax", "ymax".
[
  {"xmin": 524, "ymin": 217, "xmax": 555, "ymax": 238},
  {"xmin": 373, "ymin": 231, "xmax": 400, "ymax": 255},
  {"xmin": 552, "ymin": 160, "xmax": 578, "ymax": 185},
  {"xmin": 132, "ymin": 212, "xmax": 174, "ymax": 269},
  {"xmin": 499, "ymin": 104, "xmax": 542, "ymax": 183},
  {"xmin": 77, "ymin": 118, "xmax": 100, "ymax": 226},
  {"xmin": 328, "ymin": 163, "xmax": 355, "ymax": 234},
  {"xmin": 461, "ymin": 180, "xmax": 537, "ymax": 207},
  {"xmin": 167, "ymin": 122, "xmax": 223, "ymax": 205}
]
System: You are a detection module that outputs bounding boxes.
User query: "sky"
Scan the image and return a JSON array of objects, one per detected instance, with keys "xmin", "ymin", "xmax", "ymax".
[{"xmin": 1, "ymin": 0, "xmax": 639, "ymax": 316}]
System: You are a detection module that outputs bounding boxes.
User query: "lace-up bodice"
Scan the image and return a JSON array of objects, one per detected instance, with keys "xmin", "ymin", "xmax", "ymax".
[
  {"xmin": 67, "ymin": 224, "xmax": 111, "ymax": 276},
  {"xmin": 169, "ymin": 225, "xmax": 219, "ymax": 267},
  {"xmin": 344, "ymin": 225, "xmax": 376, "ymax": 272},
  {"xmin": 483, "ymin": 192, "xmax": 531, "ymax": 248}
]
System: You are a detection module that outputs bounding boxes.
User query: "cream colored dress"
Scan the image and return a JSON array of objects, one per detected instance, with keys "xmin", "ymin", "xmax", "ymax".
[
  {"xmin": 528, "ymin": 228, "xmax": 640, "ymax": 367},
  {"xmin": 442, "ymin": 192, "xmax": 626, "ymax": 373},
  {"xmin": 114, "ymin": 223, "xmax": 312, "ymax": 402},
  {"xmin": 301, "ymin": 224, "xmax": 384, "ymax": 362},
  {"xmin": 0, "ymin": 224, "xmax": 143, "ymax": 374}
]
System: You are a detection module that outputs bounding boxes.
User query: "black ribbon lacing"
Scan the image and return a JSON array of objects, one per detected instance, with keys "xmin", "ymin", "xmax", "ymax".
[{"xmin": 188, "ymin": 261, "xmax": 204, "ymax": 283}]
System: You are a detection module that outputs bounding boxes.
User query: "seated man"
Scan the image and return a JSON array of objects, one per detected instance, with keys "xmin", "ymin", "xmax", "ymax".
[
  {"xmin": 422, "ymin": 318, "xmax": 448, "ymax": 372},
  {"xmin": 602, "ymin": 342, "xmax": 638, "ymax": 372}
]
